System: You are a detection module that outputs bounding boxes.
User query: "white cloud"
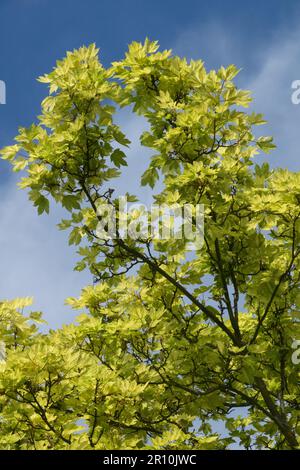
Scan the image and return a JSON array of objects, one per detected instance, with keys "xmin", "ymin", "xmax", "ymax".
[
  {"xmin": 172, "ymin": 21, "xmax": 243, "ymax": 71},
  {"xmin": 173, "ymin": 22, "xmax": 300, "ymax": 171},
  {"xmin": 113, "ymin": 107, "xmax": 153, "ymax": 204},
  {"xmin": 0, "ymin": 177, "xmax": 91, "ymax": 329},
  {"xmin": 247, "ymin": 30, "xmax": 300, "ymax": 171}
]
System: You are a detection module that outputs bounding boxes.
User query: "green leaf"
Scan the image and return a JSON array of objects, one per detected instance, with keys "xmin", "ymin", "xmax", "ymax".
[
  {"xmin": 62, "ymin": 195, "xmax": 81, "ymax": 211},
  {"xmin": 34, "ymin": 195, "xmax": 49, "ymax": 215},
  {"xmin": 141, "ymin": 167, "xmax": 159, "ymax": 188},
  {"xmin": 110, "ymin": 149, "xmax": 127, "ymax": 168},
  {"xmin": 68, "ymin": 227, "xmax": 82, "ymax": 245},
  {"xmin": 257, "ymin": 136, "xmax": 276, "ymax": 153}
]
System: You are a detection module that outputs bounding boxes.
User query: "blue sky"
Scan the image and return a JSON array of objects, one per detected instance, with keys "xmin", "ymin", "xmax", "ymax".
[
  {"xmin": 0, "ymin": 0, "xmax": 298, "ymax": 147},
  {"xmin": 1, "ymin": 0, "xmax": 300, "ymax": 327}
]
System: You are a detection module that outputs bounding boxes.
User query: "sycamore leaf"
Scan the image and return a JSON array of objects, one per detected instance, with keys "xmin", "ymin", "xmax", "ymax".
[
  {"xmin": 110, "ymin": 149, "xmax": 127, "ymax": 168},
  {"xmin": 257, "ymin": 136, "xmax": 276, "ymax": 153},
  {"xmin": 34, "ymin": 195, "xmax": 49, "ymax": 215}
]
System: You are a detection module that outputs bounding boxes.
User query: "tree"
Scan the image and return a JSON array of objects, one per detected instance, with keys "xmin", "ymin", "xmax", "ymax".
[{"xmin": 0, "ymin": 39, "xmax": 299, "ymax": 450}]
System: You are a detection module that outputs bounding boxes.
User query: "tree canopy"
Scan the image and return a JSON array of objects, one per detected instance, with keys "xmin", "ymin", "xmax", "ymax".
[{"xmin": 0, "ymin": 40, "xmax": 299, "ymax": 450}]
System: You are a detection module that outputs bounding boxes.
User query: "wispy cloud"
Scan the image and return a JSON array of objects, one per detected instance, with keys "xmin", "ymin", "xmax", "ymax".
[
  {"xmin": 0, "ymin": 177, "xmax": 91, "ymax": 328},
  {"xmin": 172, "ymin": 21, "xmax": 243, "ymax": 70},
  {"xmin": 247, "ymin": 29, "xmax": 300, "ymax": 171},
  {"xmin": 174, "ymin": 21, "xmax": 300, "ymax": 171}
]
